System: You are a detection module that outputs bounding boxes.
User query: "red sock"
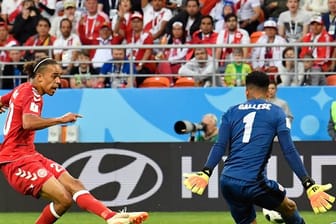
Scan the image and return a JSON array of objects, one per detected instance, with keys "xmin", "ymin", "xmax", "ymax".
[
  {"xmin": 35, "ymin": 203, "xmax": 59, "ymax": 224},
  {"xmin": 73, "ymin": 190, "xmax": 116, "ymax": 220}
]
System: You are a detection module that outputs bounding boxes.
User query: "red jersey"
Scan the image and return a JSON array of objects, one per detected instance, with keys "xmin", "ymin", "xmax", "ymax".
[
  {"xmin": 0, "ymin": 82, "xmax": 43, "ymax": 163},
  {"xmin": 77, "ymin": 12, "xmax": 110, "ymax": 42},
  {"xmin": 0, "ymin": 35, "xmax": 19, "ymax": 62},
  {"xmin": 125, "ymin": 31, "xmax": 156, "ymax": 72}
]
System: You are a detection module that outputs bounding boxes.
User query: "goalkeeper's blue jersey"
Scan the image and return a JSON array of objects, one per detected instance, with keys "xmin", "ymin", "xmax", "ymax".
[{"xmin": 204, "ymin": 98, "xmax": 308, "ymax": 182}]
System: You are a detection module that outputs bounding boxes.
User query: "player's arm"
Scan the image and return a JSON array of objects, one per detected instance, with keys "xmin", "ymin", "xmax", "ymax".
[
  {"xmin": 278, "ymin": 130, "xmax": 335, "ymax": 214},
  {"xmin": 0, "ymin": 90, "xmax": 14, "ymax": 113},
  {"xmin": 22, "ymin": 112, "xmax": 82, "ymax": 130},
  {"xmin": 183, "ymin": 114, "xmax": 230, "ymax": 195}
]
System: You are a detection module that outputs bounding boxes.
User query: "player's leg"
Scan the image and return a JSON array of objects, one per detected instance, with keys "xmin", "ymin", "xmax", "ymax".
[
  {"xmin": 220, "ymin": 175, "xmax": 257, "ymax": 224},
  {"xmin": 39, "ymin": 155, "xmax": 146, "ymax": 224},
  {"xmin": 57, "ymin": 171, "xmax": 117, "ymax": 220},
  {"xmin": 276, "ymin": 197, "xmax": 305, "ymax": 224},
  {"xmin": 0, "ymin": 155, "xmax": 73, "ymax": 224},
  {"xmin": 254, "ymin": 180, "xmax": 305, "ymax": 224},
  {"xmin": 36, "ymin": 176, "xmax": 74, "ymax": 224},
  {"xmin": 57, "ymin": 171, "xmax": 148, "ymax": 224}
]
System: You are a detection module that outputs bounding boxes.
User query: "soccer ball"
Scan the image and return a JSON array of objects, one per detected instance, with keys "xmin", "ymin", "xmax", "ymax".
[{"xmin": 262, "ymin": 208, "xmax": 284, "ymax": 223}]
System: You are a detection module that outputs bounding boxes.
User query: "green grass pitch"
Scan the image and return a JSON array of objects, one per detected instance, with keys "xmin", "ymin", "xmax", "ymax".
[{"xmin": 0, "ymin": 211, "xmax": 334, "ymax": 224}]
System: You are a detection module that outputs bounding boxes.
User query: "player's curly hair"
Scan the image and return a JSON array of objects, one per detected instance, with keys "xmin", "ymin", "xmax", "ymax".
[
  {"xmin": 24, "ymin": 57, "xmax": 58, "ymax": 79},
  {"xmin": 246, "ymin": 71, "xmax": 270, "ymax": 91}
]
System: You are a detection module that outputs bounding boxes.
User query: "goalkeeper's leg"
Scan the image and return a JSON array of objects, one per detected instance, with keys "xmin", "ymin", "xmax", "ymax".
[{"xmin": 277, "ymin": 197, "xmax": 305, "ymax": 224}]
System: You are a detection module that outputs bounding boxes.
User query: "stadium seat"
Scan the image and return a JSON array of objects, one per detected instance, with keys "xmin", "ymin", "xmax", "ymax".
[
  {"xmin": 250, "ymin": 31, "xmax": 264, "ymax": 44},
  {"xmin": 248, "ymin": 31, "xmax": 265, "ymax": 57},
  {"xmin": 60, "ymin": 79, "xmax": 70, "ymax": 88},
  {"xmin": 174, "ymin": 77, "xmax": 196, "ymax": 87},
  {"xmin": 326, "ymin": 75, "xmax": 336, "ymax": 85},
  {"xmin": 139, "ymin": 77, "xmax": 170, "ymax": 88}
]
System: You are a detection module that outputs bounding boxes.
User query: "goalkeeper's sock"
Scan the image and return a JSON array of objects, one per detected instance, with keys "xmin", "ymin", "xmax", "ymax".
[
  {"xmin": 73, "ymin": 190, "xmax": 116, "ymax": 220},
  {"xmin": 36, "ymin": 203, "xmax": 60, "ymax": 224},
  {"xmin": 282, "ymin": 210, "xmax": 305, "ymax": 224}
]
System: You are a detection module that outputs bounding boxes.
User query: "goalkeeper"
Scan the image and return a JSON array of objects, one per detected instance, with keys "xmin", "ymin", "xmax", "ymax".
[{"xmin": 184, "ymin": 71, "xmax": 335, "ymax": 224}]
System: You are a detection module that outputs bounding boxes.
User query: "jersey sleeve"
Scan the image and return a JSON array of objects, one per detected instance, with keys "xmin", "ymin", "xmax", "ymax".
[
  {"xmin": 204, "ymin": 112, "xmax": 231, "ymax": 170},
  {"xmin": 276, "ymin": 107, "xmax": 308, "ymax": 180},
  {"xmin": 21, "ymin": 89, "xmax": 42, "ymax": 116},
  {"xmin": 0, "ymin": 90, "xmax": 14, "ymax": 106},
  {"xmin": 278, "ymin": 130, "xmax": 309, "ymax": 180}
]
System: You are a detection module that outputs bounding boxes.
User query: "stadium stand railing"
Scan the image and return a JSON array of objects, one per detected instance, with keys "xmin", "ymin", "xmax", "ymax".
[{"xmin": 1, "ymin": 42, "xmax": 336, "ymax": 88}]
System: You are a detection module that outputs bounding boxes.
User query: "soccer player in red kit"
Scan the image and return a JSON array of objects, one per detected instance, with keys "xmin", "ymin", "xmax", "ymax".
[{"xmin": 0, "ymin": 57, "xmax": 148, "ymax": 224}]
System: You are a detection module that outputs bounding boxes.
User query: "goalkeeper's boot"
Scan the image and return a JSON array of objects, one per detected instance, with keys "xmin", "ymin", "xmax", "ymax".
[{"xmin": 107, "ymin": 212, "xmax": 149, "ymax": 224}]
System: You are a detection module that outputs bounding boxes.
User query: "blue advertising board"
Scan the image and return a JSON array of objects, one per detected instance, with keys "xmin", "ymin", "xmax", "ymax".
[{"xmin": 0, "ymin": 86, "xmax": 334, "ymax": 142}]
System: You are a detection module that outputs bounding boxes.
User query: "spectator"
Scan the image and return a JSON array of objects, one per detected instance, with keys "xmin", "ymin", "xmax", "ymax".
[
  {"xmin": 215, "ymin": 13, "xmax": 250, "ymax": 69},
  {"xmin": 278, "ymin": 0, "xmax": 310, "ymax": 43},
  {"xmin": 0, "ymin": 21, "xmax": 19, "ymax": 62},
  {"xmin": 301, "ymin": 52, "xmax": 327, "ymax": 85},
  {"xmin": 165, "ymin": 0, "xmax": 184, "ymax": 15},
  {"xmin": 223, "ymin": 48, "xmax": 252, "ymax": 87},
  {"xmin": 2, "ymin": 49, "xmax": 26, "ymax": 89},
  {"xmin": 50, "ymin": 0, "xmax": 81, "ymax": 38},
  {"xmin": 166, "ymin": 0, "xmax": 202, "ymax": 42},
  {"xmin": 1, "ymin": 0, "xmax": 23, "ymax": 25},
  {"xmin": 80, "ymin": 22, "xmax": 122, "ymax": 70},
  {"xmin": 210, "ymin": 0, "xmax": 235, "ymax": 33},
  {"xmin": 112, "ymin": 0, "xmax": 134, "ymax": 38},
  {"xmin": 187, "ymin": 15, "xmax": 218, "ymax": 59},
  {"xmin": 69, "ymin": 50, "xmax": 101, "ymax": 88},
  {"xmin": 302, "ymin": 0, "xmax": 328, "ymax": 14},
  {"xmin": 11, "ymin": 0, "xmax": 42, "ymax": 45},
  {"xmin": 236, "ymin": 0, "xmax": 263, "ymax": 35},
  {"xmin": 267, "ymin": 81, "xmax": 294, "ymax": 125},
  {"xmin": 36, "ymin": 0, "xmax": 56, "ymax": 18},
  {"xmin": 100, "ymin": 48, "xmax": 134, "ymax": 88},
  {"xmin": 77, "ymin": 0, "xmax": 109, "ymax": 42},
  {"xmin": 328, "ymin": 100, "xmax": 336, "ymax": 141},
  {"xmin": 251, "ymin": 20, "xmax": 286, "ymax": 79},
  {"xmin": 299, "ymin": 15, "xmax": 333, "ymax": 73},
  {"xmin": 125, "ymin": 11, "xmax": 156, "ymax": 87},
  {"xmin": 322, "ymin": 0, "xmax": 336, "ymax": 40},
  {"xmin": 178, "ymin": 47, "xmax": 218, "ymax": 87},
  {"xmin": 48, "ymin": 0, "xmax": 63, "ymax": 24},
  {"xmin": 98, "ymin": 0, "xmax": 119, "ymax": 17},
  {"xmin": 53, "ymin": 18, "xmax": 82, "ymax": 74},
  {"xmin": 262, "ymin": 0, "xmax": 287, "ymax": 20},
  {"xmin": 156, "ymin": 21, "xmax": 188, "ymax": 84},
  {"xmin": 142, "ymin": 0, "xmax": 173, "ymax": 44},
  {"xmin": 99, "ymin": 0, "xmax": 142, "ymax": 17},
  {"xmin": 278, "ymin": 46, "xmax": 305, "ymax": 86},
  {"xmin": 191, "ymin": 113, "xmax": 219, "ymax": 142},
  {"xmin": 33, "ymin": 49, "xmax": 50, "ymax": 60},
  {"xmin": 23, "ymin": 17, "xmax": 56, "ymax": 61}
]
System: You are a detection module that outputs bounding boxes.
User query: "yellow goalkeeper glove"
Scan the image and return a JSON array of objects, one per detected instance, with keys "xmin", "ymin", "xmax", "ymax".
[
  {"xmin": 183, "ymin": 169, "xmax": 211, "ymax": 195},
  {"xmin": 304, "ymin": 178, "xmax": 335, "ymax": 214}
]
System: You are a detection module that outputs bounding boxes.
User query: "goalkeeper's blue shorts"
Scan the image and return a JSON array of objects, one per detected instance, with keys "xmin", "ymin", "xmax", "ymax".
[{"xmin": 220, "ymin": 174, "xmax": 286, "ymax": 224}]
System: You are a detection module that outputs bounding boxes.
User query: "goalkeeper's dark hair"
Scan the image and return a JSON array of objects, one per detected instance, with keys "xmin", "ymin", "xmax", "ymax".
[
  {"xmin": 24, "ymin": 57, "xmax": 58, "ymax": 79},
  {"xmin": 245, "ymin": 71, "xmax": 270, "ymax": 92}
]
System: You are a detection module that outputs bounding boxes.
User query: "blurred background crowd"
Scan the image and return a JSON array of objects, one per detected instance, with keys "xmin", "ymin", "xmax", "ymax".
[{"xmin": 0, "ymin": 0, "xmax": 336, "ymax": 88}]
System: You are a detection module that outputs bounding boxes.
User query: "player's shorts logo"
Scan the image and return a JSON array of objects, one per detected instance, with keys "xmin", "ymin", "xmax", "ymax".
[
  {"xmin": 37, "ymin": 168, "xmax": 48, "ymax": 178},
  {"xmin": 61, "ymin": 148, "xmax": 163, "ymax": 206},
  {"xmin": 15, "ymin": 168, "xmax": 38, "ymax": 181}
]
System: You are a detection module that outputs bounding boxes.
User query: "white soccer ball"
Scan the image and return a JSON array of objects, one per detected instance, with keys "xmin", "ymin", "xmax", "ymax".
[{"xmin": 262, "ymin": 208, "xmax": 284, "ymax": 223}]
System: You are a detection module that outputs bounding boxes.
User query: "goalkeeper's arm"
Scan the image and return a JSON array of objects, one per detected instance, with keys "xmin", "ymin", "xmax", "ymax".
[
  {"xmin": 183, "ymin": 168, "xmax": 212, "ymax": 195},
  {"xmin": 278, "ymin": 131, "xmax": 335, "ymax": 213},
  {"xmin": 302, "ymin": 177, "xmax": 335, "ymax": 214}
]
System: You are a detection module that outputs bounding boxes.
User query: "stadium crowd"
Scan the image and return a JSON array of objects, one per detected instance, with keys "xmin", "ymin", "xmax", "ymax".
[{"xmin": 0, "ymin": 0, "xmax": 335, "ymax": 88}]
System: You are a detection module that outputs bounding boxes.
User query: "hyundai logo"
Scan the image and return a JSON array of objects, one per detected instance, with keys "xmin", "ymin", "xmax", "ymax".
[{"xmin": 62, "ymin": 148, "xmax": 163, "ymax": 206}]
